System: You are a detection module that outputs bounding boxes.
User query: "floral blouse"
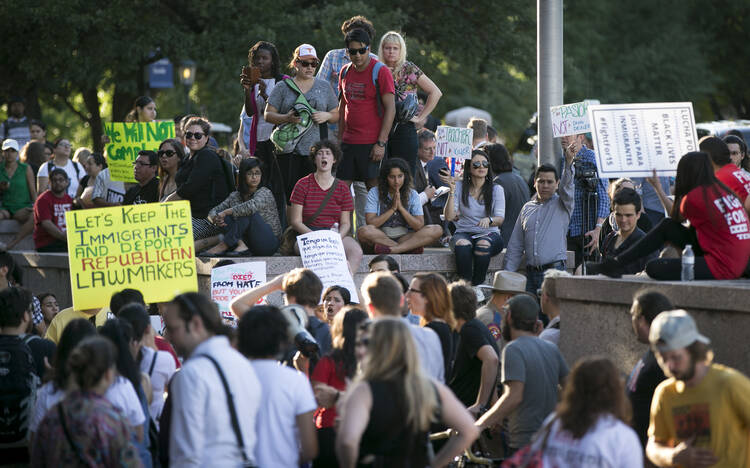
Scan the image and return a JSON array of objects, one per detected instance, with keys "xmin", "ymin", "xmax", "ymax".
[{"xmin": 394, "ymin": 61, "xmax": 423, "ymax": 98}]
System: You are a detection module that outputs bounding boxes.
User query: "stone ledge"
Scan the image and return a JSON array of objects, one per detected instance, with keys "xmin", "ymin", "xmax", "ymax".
[{"xmin": 548, "ymin": 275, "xmax": 750, "ymax": 377}]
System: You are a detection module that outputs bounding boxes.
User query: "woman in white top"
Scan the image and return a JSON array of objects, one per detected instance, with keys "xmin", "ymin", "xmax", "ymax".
[
  {"xmin": 442, "ymin": 149, "xmax": 506, "ymax": 285},
  {"xmin": 36, "ymin": 138, "xmax": 83, "ymax": 197},
  {"xmin": 534, "ymin": 357, "xmax": 643, "ymax": 468}
]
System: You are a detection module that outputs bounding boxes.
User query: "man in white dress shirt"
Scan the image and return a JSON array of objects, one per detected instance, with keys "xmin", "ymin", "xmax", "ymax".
[{"xmin": 164, "ymin": 292, "xmax": 261, "ymax": 467}]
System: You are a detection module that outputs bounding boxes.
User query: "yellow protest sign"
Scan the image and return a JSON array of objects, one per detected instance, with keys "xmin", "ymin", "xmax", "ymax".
[
  {"xmin": 65, "ymin": 201, "xmax": 197, "ymax": 310},
  {"xmin": 104, "ymin": 121, "xmax": 175, "ymax": 182}
]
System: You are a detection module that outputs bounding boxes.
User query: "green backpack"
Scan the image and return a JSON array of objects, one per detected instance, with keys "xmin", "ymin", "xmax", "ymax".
[{"xmin": 270, "ymin": 79, "xmax": 315, "ymax": 153}]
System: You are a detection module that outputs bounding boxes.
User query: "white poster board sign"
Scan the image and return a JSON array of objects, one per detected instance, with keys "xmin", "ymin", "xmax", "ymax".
[
  {"xmin": 297, "ymin": 230, "xmax": 359, "ymax": 303},
  {"xmin": 550, "ymin": 101, "xmax": 594, "ymax": 137},
  {"xmin": 210, "ymin": 261, "xmax": 267, "ymax": 325},
  {"xmin": 588, "ymin": 102, "xmax": 698, "ymax": 178},
  {"xmin": 436, "ymin": 126, "xmax": 473, "ymax": 160}
]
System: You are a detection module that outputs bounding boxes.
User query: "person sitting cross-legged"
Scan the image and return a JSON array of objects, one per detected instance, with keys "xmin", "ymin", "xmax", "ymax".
[{"xmin": 357, "ymin": 158, "xmax": 442, "ymax": 254}]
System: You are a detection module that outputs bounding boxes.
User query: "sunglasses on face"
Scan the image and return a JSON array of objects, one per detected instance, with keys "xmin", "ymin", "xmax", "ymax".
[
  {"xmin": 185, "ymin": 132, "xmax": 205, "ymax": 140},
  {"xmin": 472, "ymin": 161, "xmax": 490, "ymax": 169},
  {"xmin": 348, "ymin": 46, "xmax": 368, "ymax": 56},
  {"xmin": 158, "ymin": 150, "xmax": 177, "ymax": 158},
  {"xmin": 297, "ymin": 60, "xmax": 319, "ymax": 68}
]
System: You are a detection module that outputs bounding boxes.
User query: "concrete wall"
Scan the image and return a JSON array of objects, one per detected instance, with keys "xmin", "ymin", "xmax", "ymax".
[{"xmin": 547, "ymin": 275, "xmax": 750, "ymax": 377}]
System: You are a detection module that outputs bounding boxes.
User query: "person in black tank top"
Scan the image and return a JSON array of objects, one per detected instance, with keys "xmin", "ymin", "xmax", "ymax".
[{"xmin": 335, "ymin": 318, "xmax": 479, "ymax": 468}]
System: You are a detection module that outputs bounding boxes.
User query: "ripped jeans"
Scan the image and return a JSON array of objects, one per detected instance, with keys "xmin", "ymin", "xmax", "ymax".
[{"xmin": 451, "ymin": 231, "xmax": 504, "ymax": 285}]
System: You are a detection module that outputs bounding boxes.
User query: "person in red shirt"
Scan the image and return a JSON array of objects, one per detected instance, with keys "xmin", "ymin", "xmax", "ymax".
[
  {"xmin": 337, "ymin": 28, "xmax": 396, "ymax": 191},
  {"xmin": 700, "ymin": 136, "xmax": 750, "ymax": 213},
  {"xmin": 591, "ymin": 151, "xmax": 750, "ymax": 280},
  {"xmin": 33, "ymin": 168, "xmax": 72, "ymax": 252},
  {"xmin": 289, "ymin": 140, "xmax": 363, "ymax": 274},
  {"xmin": 310, "ymin": 306, "xmax": 368, "ymax": 468}
]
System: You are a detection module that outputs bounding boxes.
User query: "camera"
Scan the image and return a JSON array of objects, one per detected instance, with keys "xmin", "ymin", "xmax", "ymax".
[
  {"xmin": 280, "ymin": 304, "xmax": 320, "ymax": 358},
  {"xmin": 573, "ymin": 158, "xmax": 599, "ymax": 192}
]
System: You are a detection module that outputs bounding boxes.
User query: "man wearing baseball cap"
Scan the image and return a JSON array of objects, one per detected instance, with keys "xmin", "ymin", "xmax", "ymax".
[
  {"xmin": 647, "ymin": 310, "xmax": 750, "ymax": 467},
  {"xmin": 475, "ymin": 295, "xmax": 569, "ymax": 455},
  {"xmin": 476, "ymin": 270, "xmax": 529, "ymax": 348}
]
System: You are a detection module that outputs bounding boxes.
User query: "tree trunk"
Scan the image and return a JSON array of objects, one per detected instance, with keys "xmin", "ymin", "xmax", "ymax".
[
  {"xmin": 112, "ymin": 83, "xmax": 137, "ymax": 122},
  {"xmin": 82, "ymin": 88, "xmax": 103, "ymax": 153}
]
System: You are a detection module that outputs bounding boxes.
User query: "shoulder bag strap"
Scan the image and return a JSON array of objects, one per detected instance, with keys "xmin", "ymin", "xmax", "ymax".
[
  {"xmin": 303, "ymin": 178, "xmax": 339, "ymax": 226},
  {"xmin": 148, "ymin": 351, "xmax": 158, "ymax": 377},
  {"xmin": 58, "ymin": 404, "xmax": 91, "ymax": 466},
  {"xmin": 196, "ymin": 354, "xmax": 251, "ymax": 466}
]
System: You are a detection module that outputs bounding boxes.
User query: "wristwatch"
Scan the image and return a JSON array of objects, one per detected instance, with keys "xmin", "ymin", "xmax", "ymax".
[{"xmin": 376, "ymin": 140, "xmax": 386, "ymax": 148}]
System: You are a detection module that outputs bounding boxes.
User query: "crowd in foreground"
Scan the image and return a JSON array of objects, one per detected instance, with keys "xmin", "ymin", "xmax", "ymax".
[{"xmin": 2, "ymin": 249, "xmax": 750, "ymax": 467}]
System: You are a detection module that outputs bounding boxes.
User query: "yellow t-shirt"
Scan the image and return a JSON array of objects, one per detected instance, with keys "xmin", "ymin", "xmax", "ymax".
[
  {"xmin": 45, "ymin": 307, "xmax": 111, "ymax": 344},
  {"xmin": 649, "ymin": 363, "xmax": 750, "ymax": 468}
]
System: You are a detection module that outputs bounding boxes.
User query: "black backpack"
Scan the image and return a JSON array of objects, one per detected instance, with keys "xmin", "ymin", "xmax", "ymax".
[{"xmin": 0, "ymin": 335, "xmax": 40, "ymax": 448}]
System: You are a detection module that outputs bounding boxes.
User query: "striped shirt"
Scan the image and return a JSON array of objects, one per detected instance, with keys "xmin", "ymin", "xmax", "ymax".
[{"xmin": 290, "ymin": 174, "xmax": 354, "ymax": 229}]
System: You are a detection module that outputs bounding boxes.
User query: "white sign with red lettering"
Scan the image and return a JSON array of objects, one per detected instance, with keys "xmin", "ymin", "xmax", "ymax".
[{"xmin": 211, "ymin": 262, "xmax": 266, "ymax": 325}]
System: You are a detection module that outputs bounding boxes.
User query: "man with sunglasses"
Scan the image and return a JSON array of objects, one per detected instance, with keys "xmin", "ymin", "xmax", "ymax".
[
  {"xmin": 123, "ymin": 150, "xmax": 159, "ymax": 205},
  {"xmin": 337, "ymin": 28, "xmax": 396, "ymax": 193}
]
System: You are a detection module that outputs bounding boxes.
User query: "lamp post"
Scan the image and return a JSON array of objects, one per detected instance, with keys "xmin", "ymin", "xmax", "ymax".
[{"xmin": 179, "ymin": 60, "xmax": 196, "ymax": 114}]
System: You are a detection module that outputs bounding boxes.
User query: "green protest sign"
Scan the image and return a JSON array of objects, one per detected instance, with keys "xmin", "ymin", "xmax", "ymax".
[{"xmin": 104, "ymin": 121, "xmax": 175, "ymax": 182}]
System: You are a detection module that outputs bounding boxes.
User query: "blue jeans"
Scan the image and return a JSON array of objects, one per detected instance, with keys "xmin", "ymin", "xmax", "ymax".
[
  {"xmin": 222, "ymin": 213, "xmax": 280, "ymax": 256},
  {"xmin": 451, "ymin": 231, "xmax": 504, "ymax": 285},
  {"xmin": 525, "ymin": 262, "xmax": 566, "ymax": 296}
]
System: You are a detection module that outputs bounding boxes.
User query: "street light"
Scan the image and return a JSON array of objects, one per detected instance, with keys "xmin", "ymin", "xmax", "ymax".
[{"xmin": 179, "ymin": 60, "xmax": 196, "ymax": 114}]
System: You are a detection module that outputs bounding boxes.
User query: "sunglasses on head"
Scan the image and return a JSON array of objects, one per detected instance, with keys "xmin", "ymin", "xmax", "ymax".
[
  {"xmin": 297, "ymin": 60, "xmax": 319, "ymax": 68},
  {"xmin": 348, "ymin": 46, "xmax": 368, "ymax": 56},
  {"xmin": 158, "ymin": 150, "xmax": 177, "ymax": 158},
  {"xmin": 472, "ymin": 160, "xmax": 490, "ymax": 169},
  {"xmin": 185, "ymin": 132, "xmax": 205, "ymax": 140}
]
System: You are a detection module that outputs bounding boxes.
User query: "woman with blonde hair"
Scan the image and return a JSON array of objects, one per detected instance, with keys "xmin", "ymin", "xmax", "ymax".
[
  {"xmin": 406, "ymin": 272, "xmax": 455, "ymax": 378},
  {"xmin": 336, "ymin": 318, "xmax": 478, "ymax": 468},
  {"xmin": 378, "ymin": 31, "xmax": 442, "ymax": 175}
]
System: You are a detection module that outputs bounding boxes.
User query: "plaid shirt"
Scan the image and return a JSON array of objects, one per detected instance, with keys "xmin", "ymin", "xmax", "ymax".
[
  {"xmin": 316, "ymin": 48, "xmax": 378, "ymax": 98},
  {"xmin": 568, "ymin": 146, "xmax": 610, "ymax": 237},
  {"xmin": 31, "ymin": 296, "xmax": 43, "ymax": 325}
]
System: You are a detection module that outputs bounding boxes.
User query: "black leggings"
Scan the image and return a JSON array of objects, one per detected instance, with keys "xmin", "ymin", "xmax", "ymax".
[{"xmin": 616, "ymin": 218, "xmax": 715, "ymax": 280}]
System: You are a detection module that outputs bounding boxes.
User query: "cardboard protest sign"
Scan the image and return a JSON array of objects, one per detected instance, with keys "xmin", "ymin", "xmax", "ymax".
[
  {"xmin": 588, "ymin": 102, "xmax": 698, "ymax": 178},
  {"xmin": 550, "ymin": 100, "xmax": 596, "ymax": 137},
  {"xmin": 66, "ymin": 201, "xmax": 197, "ymax": 310},
  {"xmin": 104, "ymin": 121, "xmax": 175, "ymax": 183},
  {"xmin": 436, "ymin": 126, "xmax": 473, "ymax": 160},
  {"xmin": 297, "ymin": 230, "xmax": 359, "ymax": 303},
  {"xmin": 211, "ymin": 262, "xmax": 266, "ymax": 326}
]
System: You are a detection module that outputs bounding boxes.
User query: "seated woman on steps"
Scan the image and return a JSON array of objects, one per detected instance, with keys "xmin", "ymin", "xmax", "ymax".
[
  {"xmin": 202, "ymin": 157, "xmax": 281, "ymax": 257},
  {"xmin": 357, "ymin": 158, "xmax": 442, "ymax": 254}
]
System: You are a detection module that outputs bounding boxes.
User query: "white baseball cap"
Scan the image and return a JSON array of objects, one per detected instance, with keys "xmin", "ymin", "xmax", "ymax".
[
  {"xmin": 295, "ymin": 44, "xmax": 318, "ymax": 61},
  {"xmin": 649, "ymin": 309, "xmax": 710, "ymax": 353},
  {"xmin": 2, "ymin": 139, "xmax": 19, "ymax": 152}
]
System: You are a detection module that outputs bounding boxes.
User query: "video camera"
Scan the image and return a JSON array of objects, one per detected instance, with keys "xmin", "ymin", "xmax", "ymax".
[
  {"xmin": 280, "ymin": 304, "xmax": 320, "ymax": 358},
  {"xmin": 573, "ymin": 157, "xmax": 599, "ymax": 192}
]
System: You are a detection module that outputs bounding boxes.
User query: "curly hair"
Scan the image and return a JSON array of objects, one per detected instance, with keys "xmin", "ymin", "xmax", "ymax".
[
  {"xmin": 556, "ymin": 357, "xmax": 631, "ymax": 439},
  {"xmin": 377, "ymin": 158, "xmax": 412, "ymax": 209},
  {"xmin": 309, "ymin": 139, "xmax": 342, "ymax": 171},
  {"xmin": 247, "ymin": 41, "xmax": 281, "ymax": 79},
  {"xmin": 461, "ymin": 150, "xmax": 495, "ymax": 217},
  {"xmin": 341, "ymin": 16, "xmax": 375, "ymax": 39}
]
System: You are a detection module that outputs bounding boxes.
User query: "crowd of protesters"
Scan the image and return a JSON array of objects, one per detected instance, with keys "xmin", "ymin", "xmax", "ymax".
[{"xmin": 3, "ymin": 12, "xmax": 750, "ymax": 468}]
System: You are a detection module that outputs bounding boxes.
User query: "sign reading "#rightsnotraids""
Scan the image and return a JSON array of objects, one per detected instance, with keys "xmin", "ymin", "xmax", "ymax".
[{"xmin": 587, "ymin": 102, "xmax": 698, "ymax": 178}]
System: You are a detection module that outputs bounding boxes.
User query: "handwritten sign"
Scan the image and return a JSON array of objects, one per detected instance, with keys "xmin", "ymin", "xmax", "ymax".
[
  {"xmin": 436, "ymin": 126, "xmax": 473, "ymax": 160},
  {"xmin": 550, "ymin": 101, "xmax": 594, "ymax": 137},
  {"xmin": 104, "ymin": 122, "xmax": 175, "ymax": 182},
  {"xmin": 588, "ymin": 102, "xmax": 698, "ymax": 178},
  {"xmin": 297, "ymin": 230, "xmax": 359, "ymax": 303},
  {"xmin": 65, "ymin": 201, "xmax": 197, "ymax": 310},
  {"xmin": 211, "ymin": 262, "xmax": 266, "ymax": 326}
]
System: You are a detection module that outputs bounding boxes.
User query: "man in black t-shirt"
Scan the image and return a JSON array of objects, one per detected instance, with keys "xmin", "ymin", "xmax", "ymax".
[
  {"xmin": 626, "ymin": 289, "xmax": 673, "ymax": 448},
  {"xmin": 448, "ymin": 281, "xmax": 499, "ymax": 415},
  {"xmin": 124, "ymin": 150, "xmax": 159, "ymax": 205}
]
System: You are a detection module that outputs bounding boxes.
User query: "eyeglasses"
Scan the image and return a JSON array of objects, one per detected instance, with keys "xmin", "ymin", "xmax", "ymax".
[
  {"xmin": 158, "ymin": 150, "xmax": 177, "ymax": 158},
  {"xmin": 407, "ymin": 287, "xmax": 423, "ymax": 294},
  {"xmin": 133, "ymin": 161, "xmax": 155, "ymax": 167},
  {"xmin": 347, "ymin": 46, "xmax": 368, "ymax": 56},
  {"xmin": 472, "ymin": 161, "xmax": 490, "ymax": 169},
  {"xmin": 297, "ymin": 60, "xmax": 319, "ymax": 68},
  {"xmin": 185, "ymin": 132, "xmax": 205, "ymax": 140}
]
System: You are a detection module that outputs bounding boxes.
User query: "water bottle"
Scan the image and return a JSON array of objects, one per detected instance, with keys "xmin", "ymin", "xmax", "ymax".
[
  {"xmin": 681, "ymin": 244, "xmax": 695, "ymax": 281},
  {"xmin": 331, "ymin": 222, "xmax": 339, "ymax": 233}
]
